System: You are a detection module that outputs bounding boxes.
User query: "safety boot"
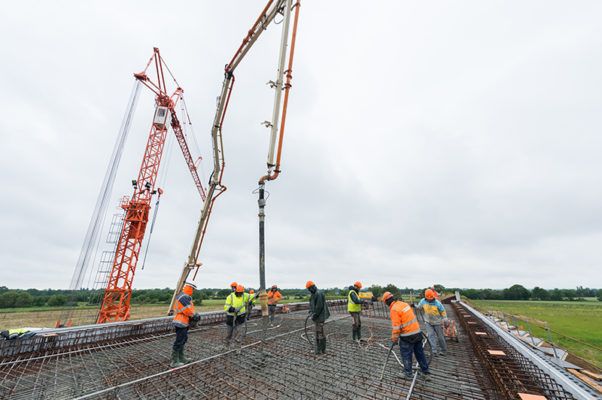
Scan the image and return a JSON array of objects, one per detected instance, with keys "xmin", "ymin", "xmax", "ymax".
[
  {"xmin": 170, "ymin": 350, "xmax": 184, "ymax": 368},
  {"xmin": 357, "ymin": 328, "xmax": 362, "ymax": 341},
  {"xmin": 352, "ymin": 328, "xmax": 357, "ymax": 340},
  {"xmin": 320, "ymin": 338, "xmax": 327, "ymax": 354},
  {"xmin": 179, "ymin": 348, "xmax": 192, "ymax": 364},
  {"xmin": 315, "ymin": 339, "xmax": 321, "ymax": 355}
]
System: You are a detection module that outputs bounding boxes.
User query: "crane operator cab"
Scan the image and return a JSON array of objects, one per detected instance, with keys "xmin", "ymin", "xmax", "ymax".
[{"xmin": 153, "ymin": 106, "xmax": 169, "ymax": 128}]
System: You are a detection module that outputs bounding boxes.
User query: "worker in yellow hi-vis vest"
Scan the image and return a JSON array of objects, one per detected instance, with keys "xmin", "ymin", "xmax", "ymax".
[{"xmin": 348, "ymin": 281, "xmax": 365, "ymax": 341}]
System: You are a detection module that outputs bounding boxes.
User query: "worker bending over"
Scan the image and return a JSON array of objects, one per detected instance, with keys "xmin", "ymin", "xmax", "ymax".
[
  {"xmin": 382, "ymin": 291, "xmax": 430, "ymax": 379},
  {"xmin": 171, "ymin": 282, "xmax": 200, "ymax": 368},
  {"xmin": 418, "ymin": 289, "xmax": 448, "ymax": 356},
  {"xmin": 267, "ymin": 285, "xmax": 282, "ymax": 323},
  {"xmin": 306, "ymin": 281, "xmax": 330, "ymax": 354},
  {"xmin": 224, "ymin": 284, "xmax": 250, "ymax": 344},
  {"xmin": 348, "ymin": 281, "xmax": 365, "ymax": 341}
]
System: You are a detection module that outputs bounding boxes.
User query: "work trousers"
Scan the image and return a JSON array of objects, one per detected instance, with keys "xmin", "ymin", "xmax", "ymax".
[
  {"xmin": 268, "ymin": 304, "xmax": 277, "ymax": 322},
  {"xmin": 398, "ymin": 333, "xmax": 429, "ymax": 376},
  {"xmin": 173, "ymin": 326, "xmax": 189, "ymax": 352},
  {"xmin": 426, "ymin": 323, "xmax": 447, "ymax": 354},
  {"xmin": 350, "ymin": 312, "xmax": 361, "ymax": 329},
  {"xmin": 226, "ymin": 315, "xmax": 246, "ymax": 340},
  {"xmin": 314, "ymin": 321, "xmax": 325, "ymax": 340}
]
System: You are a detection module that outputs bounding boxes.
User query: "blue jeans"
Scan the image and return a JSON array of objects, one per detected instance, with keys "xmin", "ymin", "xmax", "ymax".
[{"xmin": 398, "ymin": 333, "xmax": 429, "ymax": 375}]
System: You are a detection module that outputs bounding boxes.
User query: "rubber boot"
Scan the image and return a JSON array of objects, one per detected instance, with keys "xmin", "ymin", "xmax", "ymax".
[
  {"xmin": 179, "ymin": 348, "xmax": 192, "ymax": 364},
  {"xmin": 352, "ymin": 327, "xmax": 357, "ymax": 340},
  {"xmin": 315, "ymin": 339, "xmax": 321, "ymax": 355},
  {"xmin": 320, "ymin": 338, "xmax": 327, "ymax": 354},
  {"xmin": 170, "ymin": 349, "xmax": 184, "ymax": 368},
  {"xmin": 357, "ymin": 327, "xmax": 362, "ymax": 341}
]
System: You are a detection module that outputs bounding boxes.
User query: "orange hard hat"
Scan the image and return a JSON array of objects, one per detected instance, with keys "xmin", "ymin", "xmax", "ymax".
[
  {"xmin": 305, "ymin": 280, "xmax": 315, "ymax": 289},
  {"xmin": 183, "ymin": 282, "xmax": 196, "ymax": 295},
  {"xmin": 425, "ymin": 289, "xmax": 436, "ymax": 300},
  {"xmin": 235, "ymin": 284, "xmax": 244, "ymax": 293},
  {"xmin": 382, "ymin": 292, "xmax": 393, "ymax": 302},
  {"xmin": 354, "ymin": 281, "xmax": 362, "ymax": 289},
  {"xmin": 271, "ymin": 285, "xmax": 278, "ymax": 289},
  {"xmin": 249, "ymin": 289, "xmax": 255, "ymax": 294},
  {"xmin": 230, "ymin": 282, "xmax": 238, "ymax": 288}
]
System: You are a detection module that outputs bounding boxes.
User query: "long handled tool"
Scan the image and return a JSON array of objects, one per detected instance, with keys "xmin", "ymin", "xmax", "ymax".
[{"xmin": 379, "ymin": 342, "xmax": 396, "ymax": 381}]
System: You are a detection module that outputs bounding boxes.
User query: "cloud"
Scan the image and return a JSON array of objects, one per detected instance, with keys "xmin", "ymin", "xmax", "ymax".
[{"xmin": 1, "ymin": 1, "xmax": 601, "ymax": 291}]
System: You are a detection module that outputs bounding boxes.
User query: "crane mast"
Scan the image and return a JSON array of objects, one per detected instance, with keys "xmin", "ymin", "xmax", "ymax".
[
  {"xmin": 97, "ymin": 48, "xmax": 205, "ymax": 323},
  {"xmin": 169, "ymin": 0, "xmax": 301, "ymax": 316}
]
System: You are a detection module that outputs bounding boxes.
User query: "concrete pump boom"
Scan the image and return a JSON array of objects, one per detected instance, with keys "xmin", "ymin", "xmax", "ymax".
[{"xmin": 169, "ymin": 0, "xmax": 301, "ymax": 316}]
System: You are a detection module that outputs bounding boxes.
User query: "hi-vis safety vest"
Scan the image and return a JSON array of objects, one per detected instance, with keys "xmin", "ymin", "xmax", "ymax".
[
  {"xmin": 224, "ymin": 293, "xmax": 250, "ymax": 316},
  {"xmin": 267, "ymin": 290, "xmax": 282, "ymax": 305},
  {"xmin": 173, "ymin": 293, "xmax": 195, "ymax": 328},
  {"xmin": 347, "ymin": 290, "xmax": 361, "ymax": 313},
  {"xmin": 389, "ymin": 300, "xmax": 420, "ymax": 338}
]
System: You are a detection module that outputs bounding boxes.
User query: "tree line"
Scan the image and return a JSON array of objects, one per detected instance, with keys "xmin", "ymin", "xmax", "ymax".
[{"xmin": 0, "ymin": 284, "xmax": 600, "ymax": 309}]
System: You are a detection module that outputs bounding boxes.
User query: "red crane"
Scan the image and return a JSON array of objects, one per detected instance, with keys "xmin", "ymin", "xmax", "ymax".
[{"xmin": 97, "ymin": 48, "xmax": 205, "ymax": 323}]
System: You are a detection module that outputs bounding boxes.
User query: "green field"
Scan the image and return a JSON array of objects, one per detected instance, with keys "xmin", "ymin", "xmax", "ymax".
[
  {"xmin": 0, "ymin": 297, "xmax": 315, "ymax": 330},
  {"xmin": 470, "ymin": 300, "xmax": 602, "ymax": 369}
]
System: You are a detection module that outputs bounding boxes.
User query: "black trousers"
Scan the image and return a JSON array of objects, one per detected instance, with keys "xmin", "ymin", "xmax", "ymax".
[
  {"xmin": 173, "ymin": 326, "xmax": 189, "ymax": 351},
  {"xmin": 226, "ymin": 315, "xmax": 246, "ymax": 340},
  {"xmin": 314, "ymin": 321, "xmax": 325, "ymax": 340}
]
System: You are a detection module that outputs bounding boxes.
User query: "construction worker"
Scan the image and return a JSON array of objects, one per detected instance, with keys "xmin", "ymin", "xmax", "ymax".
[
  {"xmin": 224, "ymin": 284, "xmax": 250, "ymax": 344},
  {"xmin": 230, "ymin": 281, "xmax": 238, "ymax": 292},
  {"xmin": 247, "ymin": 289, "xmax": 256, "ymax": 320},
  {"xmin": 382, "ymin": 291, "xmax": 430, "ymax": 379},
  {"xmin": 0, "ymin": 328, "xmax": 35, "ymax": 340},
  {"xmin": 418, "ymin": 288, "xmax": 448, "ymax": 356},
  {"xmin": 306, "ymin": 281, "xmax": 330, "ymax": 354},
  {"xmin": 171, "ymin": 282, "xmax": 200, "ymax": 368},
  {"xmin": 267, "ymin": 284, "xmax": 282, "ymax": 323},
  {"xmin": 348, "ymin": 281, "xmax": 365, "ymax": 341}
]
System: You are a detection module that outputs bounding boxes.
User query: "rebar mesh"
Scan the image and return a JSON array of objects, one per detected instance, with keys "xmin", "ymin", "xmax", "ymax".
[{"xmin": 1, "ymin": 302, "xmax": 502, "ymax": 400}]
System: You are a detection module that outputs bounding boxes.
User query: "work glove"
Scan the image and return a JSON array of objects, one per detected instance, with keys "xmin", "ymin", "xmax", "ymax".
[
  {"xmin": 228, "ymin": 306, "xmax": 236, "ymax": 313},
  {"xmin": 311, "ymin": 314, "xmax": 318, "ymax": 321}
]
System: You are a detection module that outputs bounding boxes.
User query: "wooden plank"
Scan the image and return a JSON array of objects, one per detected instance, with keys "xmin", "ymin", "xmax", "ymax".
[
  {"xmin": 567, "ymin": 368, "xmax": 602, "ymax": 394},
  {"xmin": 581, "ymin": 369, "xmax": 602, "ymax": 381}
]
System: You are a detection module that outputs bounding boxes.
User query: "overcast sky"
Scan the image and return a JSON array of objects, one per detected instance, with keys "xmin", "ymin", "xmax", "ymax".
[{"xmin": 1, "ymin": 1, "xmax": 601, "ymax": 291}]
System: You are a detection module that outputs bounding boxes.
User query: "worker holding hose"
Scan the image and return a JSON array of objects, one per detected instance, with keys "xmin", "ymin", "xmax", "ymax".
[
  {"xmin": 382, "ymin": 291, "xmax": 430, "ymax": 379},
  {"xmin": 171, "ymin": 282, "xmax": 200, "ymax": 368},
  {"xmin": 348, "ymin": 281, "xmax": 365, "ymax": 342},
  {"xmin": 224, "ymin": 284, "xmax": 250, "ymax": 345},
  {"xmin": 306, "ymin": 281, "xmax": 330, "ymax": 355}
]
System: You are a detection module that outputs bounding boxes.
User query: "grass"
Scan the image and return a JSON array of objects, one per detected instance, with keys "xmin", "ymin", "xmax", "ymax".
[
  {"xmin": 470, "ymin": 299, "xmax": 602, "ymax": 370},
  {"xmin": 0, "ymin": 297, "xmax": 315, "ymax": 330}
]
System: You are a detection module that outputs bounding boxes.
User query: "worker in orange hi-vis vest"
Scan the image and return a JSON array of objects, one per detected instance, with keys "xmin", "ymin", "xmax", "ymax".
[
  {"xmin": 267, "ymin": 285, "xmax": 282, "ymax": 324},
  {"xmin": 382, "ymin": 291, "xmax": 430, "ymax": 379},
  {"xmin": 171, "ymin": 282, "xmax": 200, "ymax": 368}
]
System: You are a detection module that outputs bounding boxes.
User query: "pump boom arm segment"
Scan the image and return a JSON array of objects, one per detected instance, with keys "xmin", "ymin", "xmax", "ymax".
[{"xmin": 168, "ymin": 0, "xmax": 300, "ymax": 312}]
